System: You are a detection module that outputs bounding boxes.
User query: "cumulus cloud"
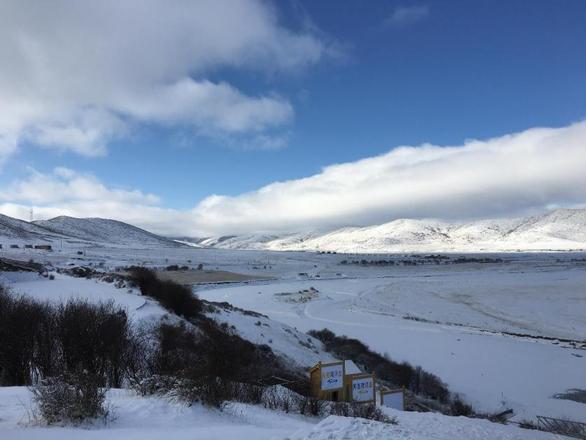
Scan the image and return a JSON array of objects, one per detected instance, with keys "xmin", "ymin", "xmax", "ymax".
[
  {"xmin": 384, "ymin": 5, "xmax": 430, "ymax": 27},
  {"xmin": 0, "ymin": 167, "xmax": 159, "ymax": 206},
  {"xmin": 1, "ymin": 122, "xmax": 585, "ymax": 236},
  {"xmin": 0, "ymin": 0, "xmax": 328, "ymax": 164},
  {"xmin": 0, "ymin": 167, "xmax": 189, "ymax": 235}
]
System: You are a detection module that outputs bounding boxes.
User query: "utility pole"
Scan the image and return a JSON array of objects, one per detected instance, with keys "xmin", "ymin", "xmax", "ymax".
[{"xmin": 29, "ymin": 207, "xmax": 33, "ymax": 222}]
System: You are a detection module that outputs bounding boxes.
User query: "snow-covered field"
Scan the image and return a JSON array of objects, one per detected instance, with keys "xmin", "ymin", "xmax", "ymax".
[
  {"xmin": 0, "ymin": 271, "xmax": 166, "ymax": 323},
  {"xmin": 0, "ymin": 387, "xmax": 316, "ymax": 440},
  {"xmin": 197, "ymin": 263, "xmax": 586, "ymax": 423},
  {"xmin": 0, "ymin": 387, "xmax": 560, "ymax": 439},
  {"xmin": 1, "ymin": 244, "xmax": 584, "ymax": 438}
]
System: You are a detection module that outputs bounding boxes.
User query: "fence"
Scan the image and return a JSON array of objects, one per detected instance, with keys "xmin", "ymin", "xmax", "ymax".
[{"xmin": 536, "ymin": 415, "xmax": 586, "ymax": 439}]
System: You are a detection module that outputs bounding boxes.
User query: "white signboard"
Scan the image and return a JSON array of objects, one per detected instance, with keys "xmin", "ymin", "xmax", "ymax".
[
  {"xmin": 352, "ymin": 376, "xmax": 374, "ymax": 402},
  {"xmin": 320, "ymin": 363, "xmax": 344, "ymax": 390},
  {"xmin": 381, "ymin": 390, "xmax": 404, "ymax": 410}
]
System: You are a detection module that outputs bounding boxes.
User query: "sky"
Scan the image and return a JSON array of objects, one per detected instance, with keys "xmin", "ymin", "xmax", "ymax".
[{"xmin": 0, "ymin": 0, "xmax": 585, "ymax": 236}]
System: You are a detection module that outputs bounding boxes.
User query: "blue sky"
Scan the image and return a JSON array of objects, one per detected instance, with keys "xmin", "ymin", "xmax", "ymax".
[{"xmin": 0, "ymin": 1, "xmax": 585, "ymax": 234}]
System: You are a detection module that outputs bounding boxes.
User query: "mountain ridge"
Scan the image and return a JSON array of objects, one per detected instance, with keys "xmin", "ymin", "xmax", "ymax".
[
  {"xmin": 1, "ymin": 209, "xmax": 585, "ymax": 252},
  {"xmin": 0, "ymin": 215, "xmax": 180, "ymax": 248},
  {"xmin": 33, "ymin": 216, "xmax": 179, "ymax": 247},
  {"xmin": 193, "ymin": 208, "xmax": 586, "ymax": 253}
]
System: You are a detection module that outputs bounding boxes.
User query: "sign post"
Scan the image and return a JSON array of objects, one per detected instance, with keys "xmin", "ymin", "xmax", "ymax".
[
  {"xmin": 351, "ymin": 374, "xmax": 375, "ymax": 404},
  {"xmin": 380, "ymin": 388, "xmax": 405, "ymax": 410},
  {"xmin": 320, "ymin": 361, "xmax": 344, "ymax": 391}
]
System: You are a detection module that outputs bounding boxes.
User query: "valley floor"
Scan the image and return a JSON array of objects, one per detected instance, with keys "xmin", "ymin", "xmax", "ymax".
[
  {"xmin": 1, "ymin": 245, "xmax": 585, "ymax": 436},
  {"xmin": 197, "ymin": 264, "xmax": 586, "ymax": 423}
]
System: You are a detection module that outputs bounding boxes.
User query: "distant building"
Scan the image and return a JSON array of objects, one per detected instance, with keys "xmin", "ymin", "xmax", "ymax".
[
  {"xmin": 24, "ymin": 244, "xmax": 33, "ymax": 249},
  {"xmin": 34, "ymin": 245, "xmax": 52, "ymax": 251},
  {"xmin": 380, "ymin": 388, "xmax": 405, "ymax": 410},
  {"xmin": 10, "ymin": 244, "xmax": 19, "ymax": 249},
  {"xmin": 309, "ymin": 360, "xmax": 376, "ymax": 404}
]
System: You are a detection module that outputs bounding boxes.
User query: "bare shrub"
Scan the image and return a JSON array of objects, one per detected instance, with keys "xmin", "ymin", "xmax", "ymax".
[
  {"xmin": 30, "ymin": 373, "xmax": 108, "ymax": 425},
  {"xmin": 136, "ymin": 319, "xmax": 304, "ymax": 409},
  {"xmin": 57, "ymin": 299, "xmax": 132, "ymax": 387},
  {"xmin": 235, "ymin": 382, "xmax": 264, "ymax": 404},
  {"xmin": 262, "ymin": 386, "xmax": 298, "ymax": 413},
  {"xmin": 129, "ymin": 374, "xmax": 179, "ymax": 397},
  {"xmin": 298, "ymin": 396, "xmax": 327, "ymax": 416},
  {"xmin": 0, "ymin": 287, "xmax": 57, "ymax": 385},
  {"xmin": 150, "ymin": 318, "xmax": 298, "ymax": 385},
  {"xmin": 347, "ymin": 403, "xmax": 395, "ymax": 423},
  {"xmin": 329, "ymin": 401, "xmax": 350, "ymax": 417},
  {"xmin": 169, "ymin": 378, "xmax": 219, "ymax": 407},
  {"xmin": 0, "ymin": 287, "xmax": 134, "ymax": 388},
  {"xmin": 450, "ymin": 395, "xmax": 473, "ymax": 416},
  {"xmin": 128, "ymin": 267, "xmax": 202, "ymax": 318},
  {"xmin": 66, "ymin": 267, "xmax": 96, "ymax": 278},
  {"xmin": 170, "ymin": 377, "xmax": 264, "ymax": 408},
  {"xmin": 153, "ymin": 322, "xmax": 203, "ymax": 378},
  {"xmin": 411, "ymin": 366, "xmax": 449, "ymax": 403},
  {"xmin": 518, "ymin": 419, "xmax": 539, "ymax": 430},
  {"xmin": 326, "ymin": 401, "xmax": 395, "ymax": 423}
]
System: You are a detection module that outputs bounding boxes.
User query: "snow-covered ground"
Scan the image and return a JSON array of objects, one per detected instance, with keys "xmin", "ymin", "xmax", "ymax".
[
  {"xmin": 0, "ymin": 270, "xmax": 333, "ymax": 371},
  {"xmin": 209, "ymin": 305, "xmax": 334, "ymax": 369},
  {"xmin": 0, "ymin": 387, "xmax": 561, "ymax": 440},
  {"xmin": 0, "ymin": 387, "xmax": 315, "ymax": 440},
  {"xmin": 1, "ymin": 244, "xmax": 584, "ymax": 437},
  {"xmin": 290, "ymin": 411, "xmax": 560, "ymax": 440},
  {"xmin": 195, "ymin": 262, "xmax": 586, "ymax": 423},
  {"xmin": 0, "ymin": 271, "xmax": 166, "ymax": 323}
]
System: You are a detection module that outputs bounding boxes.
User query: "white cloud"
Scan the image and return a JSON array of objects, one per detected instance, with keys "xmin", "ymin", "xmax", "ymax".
[
  {"xmin": 0, "ymin": 167, "xmax": 159, "ymax": 206},
  {"xmin": 189, "ymin": 120, "xmax": 586, "ymax": 234},
  {"xmin": 0, "ymin": 0, "xmax": 328, "ymax": 164},
  {"xmin": 0, "ymin": 167, "xmax": 187, "ymax": 235},
  {"xmin": 384, "ymin": 5, "xmax": 430, "ymax": 28},
  {"xmin": 1, "ymin": 122, "xmax": 585, "ymax": 237}
]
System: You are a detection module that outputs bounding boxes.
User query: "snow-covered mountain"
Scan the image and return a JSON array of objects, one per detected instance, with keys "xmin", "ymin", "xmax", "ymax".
[
  {"xmin": 503, "ymin": 208, "xmax": 586, "ymax": 244},
  {"xmin": 177, "ymin": 231, "xmax": 324, "ymax": 250},
  {"xmin": 200, "ymin": 209, "xmax": 586, "ymax": 253},
  {"xmin": 2, "ymin": 209, "xmax": 585, "ymax": 252},
  {"xmin": 0, "ymin": 213, "xmax": 68, "ymax": 241},
  {"xmin": 0, "ymin": 214, "xmax": 180, "ymax": 248},
  {"xmin": 203, "ymin": 232, "xmax": 331, "ymax": 250},
  {"xmin": 33, "ymin": 216, "xmax": 180, "ymax": 247}
]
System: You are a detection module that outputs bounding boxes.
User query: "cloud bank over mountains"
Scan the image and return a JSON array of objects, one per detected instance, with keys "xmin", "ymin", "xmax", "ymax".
[
  {"xmin": 0, "ymin": 0, "xmax": 328, "ymax": 163},
  {"xmin": 1, "ymin": 1, "xmax": 584, "ymax": 236},
  {"xmin": 1, "ymin": 121, "xmax": 585, "ymax": 236}
]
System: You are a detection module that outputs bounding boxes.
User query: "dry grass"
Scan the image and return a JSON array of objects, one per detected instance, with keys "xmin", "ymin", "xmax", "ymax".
[{"xmin": 155, "ymin": 269, "xmax": 271, "ymax": 285}]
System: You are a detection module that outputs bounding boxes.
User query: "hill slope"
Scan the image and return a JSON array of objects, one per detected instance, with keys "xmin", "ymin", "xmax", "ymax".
[
  {"xmin": 0, "ymin": 213, "xmax": 68, "ymax": 242},
  {"xmin": 33, "ymin": 216, "xmax": 180, "ymax": 247}
]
